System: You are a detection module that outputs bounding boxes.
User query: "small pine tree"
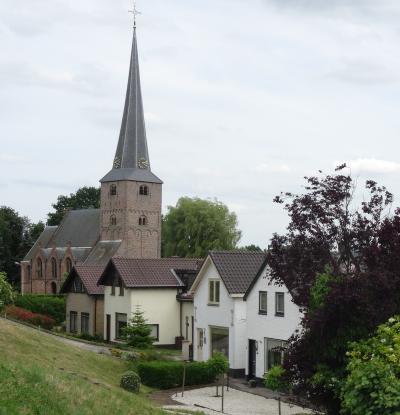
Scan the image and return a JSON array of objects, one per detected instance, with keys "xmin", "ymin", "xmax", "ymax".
[{"xmin": 122, "ymin": 306, "xmax": 154, "ymax": 349}]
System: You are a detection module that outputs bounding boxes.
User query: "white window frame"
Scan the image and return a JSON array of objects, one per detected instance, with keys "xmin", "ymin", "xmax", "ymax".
[
  {"xmin": 259, "ymin": 291, "xmax": 268, "ymax": 314},
  {"xmin": 208, "ymin": 279, "xmax": 220, "ymax": 305},
  {"xmin": 275, "ymin": 292, "xmax": 285, "ymax": 316}
]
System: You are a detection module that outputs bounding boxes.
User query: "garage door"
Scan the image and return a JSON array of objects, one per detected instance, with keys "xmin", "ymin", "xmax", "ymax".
[{"xmin": 210, "ymin": 326, "xmax": 229, "ymax": 358}]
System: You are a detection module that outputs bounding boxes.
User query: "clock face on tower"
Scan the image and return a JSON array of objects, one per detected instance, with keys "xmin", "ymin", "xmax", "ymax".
[
  {"xmin": 137, "ymin": 158, "xmax": 149, "ymax": 169},
  {"xmin": 113, "ymin": 157, "xmax": 121, "ymax": 169}
]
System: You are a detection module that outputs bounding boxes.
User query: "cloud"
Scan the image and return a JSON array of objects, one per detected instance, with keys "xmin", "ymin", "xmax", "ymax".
[
  {"xmin": 0, "ymin": 154, "xmax": 24, "ymax": 162},
  {"xmin": 339, "ymin": 158, "xmax": 400, "ymax": 174},
  {"xmin": 253, "ymin": 163, "xmax": 291, "ymax": 173},
  {"xmin": 266, "ymin": 0, "xmax": 377, "ymax": 14}
]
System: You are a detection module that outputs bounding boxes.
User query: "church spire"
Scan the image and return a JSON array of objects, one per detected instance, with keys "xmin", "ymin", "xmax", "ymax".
[{"xmin": 101, "ymin": 25, "xmax": 162, "ymax": 184}]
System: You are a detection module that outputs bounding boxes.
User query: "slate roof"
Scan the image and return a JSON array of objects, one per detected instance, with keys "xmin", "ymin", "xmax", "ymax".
[
  {"xmin": 101, "ymin": 28, "xmax": 161, "ymax": 184},
  {"xmin": 84, "ymin": 240, "xmax": 122, "ymax": 266},
  {"xmin": 209, "ymin": 251, "xmax": 267, "ymax": 295},
  {"xmin": 99, "ymin": 257, "xmax": 202, "ymax": 288},
  {"xmin": 49, "ymin": 209, "xmax": 100, "ymax": 247},
  {"xmin": 23, "ymin": 226, "xmax": 57, "ymax": 261},
  {"xmin": 60, "ymin": 265, "xmax": 105, "ymax": 295}
]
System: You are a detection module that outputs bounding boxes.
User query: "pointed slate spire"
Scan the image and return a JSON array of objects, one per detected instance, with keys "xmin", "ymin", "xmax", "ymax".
[{"xmin": 101, "ymin": 28, "xmax": 162, "ymax": 184}]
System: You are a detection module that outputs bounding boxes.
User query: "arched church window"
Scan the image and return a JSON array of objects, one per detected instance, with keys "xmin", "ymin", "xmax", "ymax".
[
  {"xmin": 139, "ymin": 185, "xmax": 149, "ymax": 196},
  {"xmin": 110, "ymin": 215, "xmax": 117, "ymax": 226},
  {"xmin": 66, "ymin": 258, "xmax": 72, "ymax": 273},
  {"xmin": 51, "ymin": 258, "xmax": 57, "ymax": 279},
  {"xmin": 138, "ymin": 215, "xmax": 147, "ymax": 226},
  {"xmin": 36, "ymin": 258, "xmax": 43, "ymax": 278},
  {"xmin": 110, "ymin": 184, "xmax": 117, "ymax": 196}
]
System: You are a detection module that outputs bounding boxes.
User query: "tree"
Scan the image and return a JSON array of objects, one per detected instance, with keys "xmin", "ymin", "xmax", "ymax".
[
  {"xmin": 122, "ymin": 306, "xmax": 154, "ymax": 349},
  {"xmin": 47, "ymin": 186, "xmax": 100, "ymax": 226},
  {"xmin": 268, "ymin": 166, "xmax": 400, "ymax": 414},
  {"xmin": 240, "ymin": 244, "xmax": 263, "ymax": 252},
  {"xmin": 0, "ymin": 207, "xmax": 43, "ymax": 286},
  {"xmin": 162, "ymin": 197, "xmax": 241, "ymax": 258},
  {"xmin": 341, "ymin": 316, "xmax": 400, "ymax": 415},
  {"xmin": 0, "ymin": 272, "xmax": 15, "ymax": 312}
]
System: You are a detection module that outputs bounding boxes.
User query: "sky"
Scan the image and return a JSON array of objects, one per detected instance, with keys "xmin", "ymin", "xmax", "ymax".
[{"xmin": 1, "ymin": 0, "xmax": 400, "ymax": 248}]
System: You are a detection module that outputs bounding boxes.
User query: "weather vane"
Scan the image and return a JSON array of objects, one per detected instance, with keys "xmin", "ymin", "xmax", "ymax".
[{"xmin": 128, "ymin": 1, "xmax": 141, "ymax": 29}]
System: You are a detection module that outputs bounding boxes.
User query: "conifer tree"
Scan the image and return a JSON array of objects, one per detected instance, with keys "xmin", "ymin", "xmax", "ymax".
[{"xmin": 122, "ymin": 306, "xmax": 153, "ymax": 349}]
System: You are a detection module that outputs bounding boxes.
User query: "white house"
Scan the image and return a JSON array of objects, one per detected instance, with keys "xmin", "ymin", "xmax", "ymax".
[
  {"xmin": 97, "ymin": 257, "xmax": 201, "ymax": 345},
  {"xmin": 244, "ymin": 262, "xmax": 302, "ymax": 379},
  {"xmin": 191, "ymin": 251, "xmax": 266, "ymax": 377}
]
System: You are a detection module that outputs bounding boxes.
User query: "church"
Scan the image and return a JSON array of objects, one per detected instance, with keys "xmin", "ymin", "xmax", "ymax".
[{"xmin": 21, "ymin": 23, "xmax": 166, "ymax": 296}]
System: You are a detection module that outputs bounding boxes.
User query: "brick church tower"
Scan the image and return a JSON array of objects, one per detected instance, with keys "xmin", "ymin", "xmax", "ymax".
[{"xmin": 100, "ymin": 26, "xmax": 162, "ymax": 258}]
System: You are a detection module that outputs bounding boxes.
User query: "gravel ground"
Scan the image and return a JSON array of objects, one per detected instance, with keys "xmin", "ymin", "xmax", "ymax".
[{"xmin": 164, "ymin": 386, "xmax": 314, "ymax": 415}]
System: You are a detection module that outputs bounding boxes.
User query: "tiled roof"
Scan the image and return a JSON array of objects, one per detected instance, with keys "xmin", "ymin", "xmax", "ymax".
[
  {"xmin": 61, "ymin": 265, "xmax": 105, "ymax": 295},
  {"xmin": 209, "ymin": 251, "xmax": 267, "ymax": 295},
  {"xmin": 102, "ymin": 257, "xmax": 202, "ymax": 288}
]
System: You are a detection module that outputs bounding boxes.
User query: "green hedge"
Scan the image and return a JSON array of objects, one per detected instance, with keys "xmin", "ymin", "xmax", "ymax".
[
  {"xmin": 14, "ymin": 295, "xmax": 66, "ymax": 324},
  {"xmin": 137, "ymin": 360, "xmax": 215, "ymax": 389}
]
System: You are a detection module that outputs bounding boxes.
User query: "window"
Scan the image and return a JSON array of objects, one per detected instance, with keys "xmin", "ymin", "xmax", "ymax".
[
  {"xmin": 66, "ymin": 258, "xmax": 72, "ymax": 273},
  {"xmin": 259, "ymin": 291, "xmax": 268, "ymax": 314},
  {"xmin": 70, "ymin": 311, "xmax": 78, "ymax": 333},
  {"xmin": 110, "ymin": 184, "xmax": 117, "ymax": 196},
  {"xmin": 81, "ymin": 313, "xmax": 90, "ymax": 334},
  {"xmin": 36, "ymin": 258, "xmax": 43, "ymax": 278},
  {"xmin": 115, "ymin": 313, "xmax": 127, "ymax": 339},
  {"xmin": 211, "ymin": 327, "xmax": 229, "ymax": 358},
  {"xmin": 73, "ymin": 278, "xmax": 84, "ymax": 293},
  {"xmin": 148, "ymin": 324, "xmax": 159, "ymax": 341},
  {"xmin": 275, "ymin": 292, "xmax": 285, "ymax": 316},
  {"xmin": 111, "ymin": 281, "xmax": 116, "ymax": 296},
  {"xmin": 51, "ymin": 281, "xmax": 57, "ymax": 294},
  {"xmin": 139, "ymin": 185, "xmax": 149, "ymax": 196},
  {"xmin": 119, "ymin": 278, "xmax": 124, "ymax": 296},
  {"xmin": 51, "ymin": 258, "xmax": 57, "ymax": 279},
  {"xmin": 110, "ymin": 215, "xmax": 117, "ymax": 226},
  {"xmin": 265, "ymin": 338, "xmax": 288, "ymax": 370},
  {"xmin": 138, "ymin": 215, "xmax": 147, "ymax": 226},
  {"xmin": 208, "ymin": 280, "xmax": 220, "ymax": 305}
]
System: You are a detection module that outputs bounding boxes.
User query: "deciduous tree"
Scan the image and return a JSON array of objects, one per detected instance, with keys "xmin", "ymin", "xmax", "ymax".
[{"xmin": 162, "ymin": 197, "xmax": 241, "ymax": 258}]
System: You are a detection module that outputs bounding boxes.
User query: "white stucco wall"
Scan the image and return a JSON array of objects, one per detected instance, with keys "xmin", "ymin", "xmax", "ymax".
[
  {"xmin": 103, "ymin": 285, "xmax": 181, "ymax": 345},
  {"xmin": 245, "ymin": 266, "xmax": 302, "ymax": 378},
  {"xmin": 193, "ymin": 259, "xmax": 246, "ymax": 371},
  {"xmin": 181, "ymin": 301, "xmax": 194, "ymax": 342}
]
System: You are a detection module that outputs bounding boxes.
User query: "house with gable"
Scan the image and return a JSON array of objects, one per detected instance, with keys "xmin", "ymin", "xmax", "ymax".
[
  {"xmin": 191, "ymin": 251, "xmax": 266, "ymax": 377},
  {"xmin": 97, "ymin": 257, "xmax": 202, "ymax": 345},
  {"xmin": 244, "ymin": 259, "xmax": 302, "ymax": 380}
]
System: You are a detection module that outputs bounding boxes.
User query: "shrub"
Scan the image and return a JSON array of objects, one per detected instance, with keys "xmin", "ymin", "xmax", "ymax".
[
  {"xmin": 6, "ymin": 305, "xmax": 56, "ymax": 330},
  {"xmin": 120, "ymin": 371, "xmax": 141, "ymax": 393},
  {"xmin": 14, "ymin": 294, "xmax": 65, "ymax": 324},
  {"xmin": 122, "ymin": 306, "xmax": 153, "ymax": 349},
  {"xmin": 264, "ymin": 366, "xmax": 289, "ymax": 392},
  {"xmin": 0, "ymin": 272, "xmax": 15, "ymax": 312},
  {"xmin": 341, "ymin": 316, "xmax": 400, "ymax": 415},
  {"xmin": 137, "ymin": 360, "xmax": 215, "ymax": 389},
  {"xmin": 207, "ymin": 352, "xmax": 228, "ymax": 378},
  {"xmin": 110, "ymin": 349, "xmax": 123, "ymax": 358}
]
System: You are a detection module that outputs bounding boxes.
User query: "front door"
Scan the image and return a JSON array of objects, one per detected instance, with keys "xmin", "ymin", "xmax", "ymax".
[
  {"xmin": 248, "ymin": 339, "xmax": 257, "ymax": 378},
  {"xmin": 106, "ymin": 314, "xmax": 111, "ymax": 342},
  {"xmin": 197, "ymin": 328, "xmax": 204, "ymax": 361}
]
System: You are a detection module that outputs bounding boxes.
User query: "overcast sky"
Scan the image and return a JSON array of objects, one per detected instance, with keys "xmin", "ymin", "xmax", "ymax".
[{"xmin": 1, "ymin": 0, "xmax": 400, "ymax": 247}]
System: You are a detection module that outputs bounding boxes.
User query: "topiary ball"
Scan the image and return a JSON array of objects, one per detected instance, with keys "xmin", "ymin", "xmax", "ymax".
[{"xmin": 120, "ymin": 371, "xmax": 141, "ymax": 393}]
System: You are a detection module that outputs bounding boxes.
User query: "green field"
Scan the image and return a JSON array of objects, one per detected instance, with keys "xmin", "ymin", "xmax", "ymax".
[{"xmin": 0, "ymin": 318, "xmax": 166, "ymax": 415}]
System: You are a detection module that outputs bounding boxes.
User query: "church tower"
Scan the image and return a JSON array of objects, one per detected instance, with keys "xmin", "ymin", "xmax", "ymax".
[{"xmin": 100, "ymin": 25, "xmax": 162, "ymax": 258}]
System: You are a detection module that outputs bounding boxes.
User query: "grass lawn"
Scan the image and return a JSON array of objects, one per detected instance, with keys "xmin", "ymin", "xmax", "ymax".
[{"xmin": 0, "ymin": 318, "xmax": 167, "ymax": 415}]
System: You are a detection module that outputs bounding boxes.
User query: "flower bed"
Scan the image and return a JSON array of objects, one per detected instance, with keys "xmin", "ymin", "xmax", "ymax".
[{"xmin": 5, "ymin": 305, "xmax": 56, "ymax": 330}]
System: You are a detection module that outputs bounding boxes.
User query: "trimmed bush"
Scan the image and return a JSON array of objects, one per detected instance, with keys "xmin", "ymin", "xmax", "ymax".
[
  {"xmin": 137, "ymin": 360, "xmax": 215, "ymax": 389},
  {"xmin": 263, "ymin": 365, "xmax": 289, "ymax": 392},
  {"xmin": 120, "ymin": 371, "xmax": 141, "ymax": 393},
  {"xmin": 207, "ymin": 352, "xmax": 228, "ymax": 378},
  {"xmin": 14, "ymin": 295, "xmax": 65, "ymax": 324},
  {"xmin": 6, "ymin": 305, "xmax": 56, "ymax": 330}
]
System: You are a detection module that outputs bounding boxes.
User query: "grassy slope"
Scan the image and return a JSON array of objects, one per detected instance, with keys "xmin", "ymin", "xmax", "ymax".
[{"xmin": 0, "ymin": 319, "xmax": 166, "ymax": 415}]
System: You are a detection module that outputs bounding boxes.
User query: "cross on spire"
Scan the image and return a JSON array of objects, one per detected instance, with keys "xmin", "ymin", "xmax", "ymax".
[{"xmin": 128, "ymin": 1, "xmax": 141, "ymax": 29}]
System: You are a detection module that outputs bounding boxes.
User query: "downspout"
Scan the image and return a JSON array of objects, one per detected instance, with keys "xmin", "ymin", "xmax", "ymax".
[
  {"xmin": 179, "ymin": 299, "xmax": 183, "ymax": 338},
  {"xmin": 94, "ymin": 296, "xmax": 97, "ymax": 336}
]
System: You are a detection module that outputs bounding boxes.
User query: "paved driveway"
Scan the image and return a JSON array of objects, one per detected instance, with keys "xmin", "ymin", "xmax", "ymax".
[{"xmin": 164, "ymin": 386, "xmax": 314, "ymax": 415}]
